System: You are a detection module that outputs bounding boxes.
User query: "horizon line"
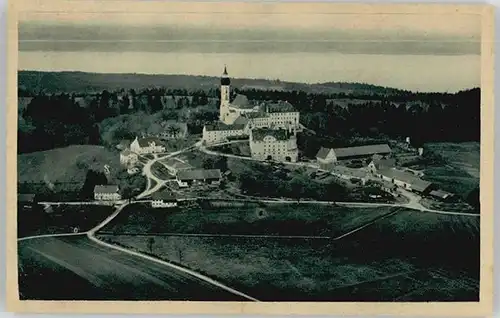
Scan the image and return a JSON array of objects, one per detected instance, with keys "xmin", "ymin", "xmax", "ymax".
[{"xmin": 17, "ymin": 69, "xmax": 479, "ymax": 94}]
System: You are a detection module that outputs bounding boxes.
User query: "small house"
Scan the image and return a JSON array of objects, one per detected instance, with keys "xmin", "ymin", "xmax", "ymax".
[
  {"xmin": 376, "ymin": 168, "xmax": 434, "ymax": 194},
  {"xmin": 94, "ymin": 185, "xmax": 122, "ymax": 201},
  {"xmin": 150, "ymin": 191, "xmax": 178, "ymax": 208}
]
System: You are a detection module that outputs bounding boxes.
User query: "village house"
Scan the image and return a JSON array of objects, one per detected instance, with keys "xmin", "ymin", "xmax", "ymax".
[
  {"xmin": 249, "ymin": 127, "xmax": 298, "ymax": 162},
  {"xmin": 374, "ymin": 168, "xmax": 434, "ymax": 195},
  {"xmin": 94, "ymin": 185, "xmax": 122, "ymax": 201},
  {"xmin": 176, "ymin": 169, "xmax": 222, "ymax": 188},
  {"xmin": 130, "ymin": 136, "xmax": 166, "ymax": 154},
  {"xmin": 150, "ymin": 191, "xmax": 178, "ymax": 208},
  {"xmin": 120, "ymin": 149, "xmax": 139, "ymax": 166},
  {"xmin": 316, "ymin": 144, "xmax": 392, "ymax": 169}
]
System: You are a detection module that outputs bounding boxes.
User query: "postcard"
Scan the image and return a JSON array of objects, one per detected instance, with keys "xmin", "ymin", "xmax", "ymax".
[{"xmin": 6, "ymin": 1, "xmax": 494, "ymax": 316}]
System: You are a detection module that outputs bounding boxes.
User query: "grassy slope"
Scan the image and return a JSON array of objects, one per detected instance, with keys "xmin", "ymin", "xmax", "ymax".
[
  {"xmin": 18, "ymin": 145, "xmax": 120, "ymax": 192},
  {"xmin": 97, "ymin": 204, "xmax": 479, "ymax": 301},
  {"xmin": 423, "ymin": 142, "xmax": 480, "ymax": 196}
]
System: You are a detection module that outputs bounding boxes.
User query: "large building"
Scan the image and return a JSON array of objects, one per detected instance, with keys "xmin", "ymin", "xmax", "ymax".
[
  {"xmin": 374, "ymin": 168, "xmax": 434, "ymax": 194},
  {"xmin": 217, "ymin": 66, "xmax": 300, "ymax": 128},
  {"xmin": 203, "ymin": 66, "xmax": 301, "ymax": 164},
  {"xmin": 249, "ymin": 127, "xmax": 298, "ymax": 162},
  {"xmin": 176, "ymin": 169, "xmax": 222, "ymax": 188}
]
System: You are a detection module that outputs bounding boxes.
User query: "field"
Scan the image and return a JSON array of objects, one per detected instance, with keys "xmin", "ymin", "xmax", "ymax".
[
  {"xmin": 100, "ymin": 202, "xmax": 395, "ymax": 237},
  {"xmin": 18, "ymin": 205, "xmax": 114, "ymax": 238},
  {"xmin": 97, "ymin": 203, "xmax": 479, "ymax": 301},
  {"xmin": 18, "ymin": 145, "xmax": 120, "ymax": 193},
  {"xmin": 423, "ymin": 142, "xmax": 480, "ymax": 196}
]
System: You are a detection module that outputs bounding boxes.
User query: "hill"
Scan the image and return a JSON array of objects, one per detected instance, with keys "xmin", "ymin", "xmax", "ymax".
[
  {"xmin": 19, "ymin": 70, "xmax": 407, "ymax": 95},
  {"xmin": 17, "ymin": 145, "xmax": 119, "ymax": 193}
]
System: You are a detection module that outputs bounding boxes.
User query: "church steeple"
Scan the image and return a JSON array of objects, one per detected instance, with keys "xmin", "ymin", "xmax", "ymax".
[{"xmin": 221, "ymin": 65, "xmax": 230, "ymax": 86}]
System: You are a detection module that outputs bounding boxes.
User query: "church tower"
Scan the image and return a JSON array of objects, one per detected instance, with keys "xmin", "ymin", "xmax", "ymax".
[{"xmin": 220, "ymin": 66, "xmax": 231, "ymax": 122}]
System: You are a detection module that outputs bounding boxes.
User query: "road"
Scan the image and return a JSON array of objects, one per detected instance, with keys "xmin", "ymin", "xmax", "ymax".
[{"xmin": 18, "ymin": 235, "xmax": 251, "ymax": 301}]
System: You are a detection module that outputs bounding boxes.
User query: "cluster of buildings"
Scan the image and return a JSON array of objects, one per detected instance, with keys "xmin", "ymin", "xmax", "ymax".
[
  {"xmin": 202, "ymin": 67, "xmax": 300, "ymax": 162},
  {"xmin": 316, "ymin": 143, "xmax": 454, "ymax": 201},
  {"xmin": 118, "ymin": 136, "xmax": 167, "ymax": 174}
]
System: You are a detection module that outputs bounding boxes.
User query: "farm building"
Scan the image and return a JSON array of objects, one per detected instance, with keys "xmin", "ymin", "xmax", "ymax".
[
  {"xmin": 429, "ymin": 189, "xmax": 455, "ymax": 202},
  {"xmin": 176, "ymin": 169, "xmax": 222, "ymax": 188},
  {"xmin": 150, "ymin": 191, "xmax": 178, "ymax": 208},
  {"xmin": 375, "ymin": 168, "xmax": 434, "ymax": 194},
  {"xmin": 202, "ymin": 122, "xmax": 247, "ymax": 145},
  {"xmin": 316, "ymin": 144, "xmax": 392, "ymax": 168},
  {"xmin": 94, "ymin": 185, "xmax": 122, "ymax": 201}
]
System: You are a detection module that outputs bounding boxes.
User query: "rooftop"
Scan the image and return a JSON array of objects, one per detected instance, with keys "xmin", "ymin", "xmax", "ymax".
[
  {"xmin": 333, "ymin": 144, "xmax": 392, "ymax": 159},
  {"xmin": 205, "ymin": 122, "xmax": 246, "ymax": 132},
  {"xmin": 121, "ymin": 149, "xmax": 134, "ymax": 156},
  {"xmin": 94, "ymin": 185, "xmax": 120, "ymax": 193},
  {"xmin": 151, "ymin": 190, "xmax": 177, "ymax": 201},
  {"xmin": 233, "ymin": 116, "xmax": 250, "ymax": 126},
  {"xmin": 371, "ymin": 158, "xmax": 396, "ymax": 169},
  {"xmin": 430, "ymin": 189, "xmax": 454, "ymax": 199},
  {"xmin": 136, "ymin": 137, "xmax": 165, "ymax": 148},
  {"xmin": 316, "ymin": 147, "xmax": 332, "ymax": 160},
  {"xmin": 231, "ymin": 94, "xmax": 254, "ymax": 109},
  {"xmin": 378, "ymin": 168, "xmax": 432, "ymax": 192},
  {"xmin": 251, "ymin": 128, "xmax": 293, "ymax": 142},
  {"xmin": 177, "ymin": 169, "xmax": 222, "ymax": 181},
  {"xmin": 265, "ymin": 101, "xmax": 296, "ymax": 113}
]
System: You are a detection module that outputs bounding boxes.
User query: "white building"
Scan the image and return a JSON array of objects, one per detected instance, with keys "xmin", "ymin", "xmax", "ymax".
[
  {"xmin": 130, "ymin": 136, "xmax": 166, "ymax": 154},
  {"xmin": 249, "ymin": 127, "xmax": 298, "ymax": 162},
  {"xmin": 120, "ymin": 149, "xmax": 138, "ymax": 166},
  {"xmin": 316, "ymin": 144, "xmax": 392, "ymax": 168},
  {"xmin": 202, "ymin": 122, "xmax": 248, "ymax": 145},
  {"xmin": 94, "ymin": 185, "xmax": 122, "ymax": 201}
]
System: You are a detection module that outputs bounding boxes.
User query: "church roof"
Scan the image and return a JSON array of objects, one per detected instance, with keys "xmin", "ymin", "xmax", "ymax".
[
  {"xmin": 316, "ymin": 147, "xmax": 332, "ymax": 160},
  {"xmin": 231, "ymin": 94, "xmax": 254, "ymax": 109},
  {"xmin": 233, "ymin": 116, "xmax": 249, "ymax": 126}
]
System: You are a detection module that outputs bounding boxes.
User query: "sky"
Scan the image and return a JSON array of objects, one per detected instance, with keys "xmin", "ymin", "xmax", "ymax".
[{"xmin": 17, "ymin": 1, "xmax": 482, "ymax": 92}]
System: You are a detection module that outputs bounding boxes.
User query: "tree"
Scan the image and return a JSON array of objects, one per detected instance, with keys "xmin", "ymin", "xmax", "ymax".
[
  {"xmin": 202, "ymin": 158, "xmax": 215, "ymax": 169},
  {"xmin": 80, "ymin": 170, "xmax": 108, "ymax": 200},
  {"xmin": 147, "ymin": 237, "xmax": 155, "ymax": 254},
  {"xmin": 466, "ymin": 187, "xmax": 480, "ymax": 211}
]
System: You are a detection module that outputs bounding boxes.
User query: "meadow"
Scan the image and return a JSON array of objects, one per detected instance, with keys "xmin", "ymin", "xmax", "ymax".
[{"xmin": 97, "ymin": 202, "xmax": 479, "ymax": 301}]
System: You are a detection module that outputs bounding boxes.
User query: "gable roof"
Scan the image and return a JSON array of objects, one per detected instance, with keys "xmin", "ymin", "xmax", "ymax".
[
  {"xmin": 316, "ymin": 147, "xmax": 332, "ymax": 160},
  {"xmin": 378, "ymin": 168, "xmax": 432, "ymax": 192},
  {"xmin": 333, "ymin": 144, "xmax": 392, "ymax": 159},
  {"xmin": 94, "ymin": 185, "xmax": 119, "ymax": 193},
  {"xmin": 116, "ymin": 139, "xmax": 131, "ymax": 150},
  {"xmin": 177, "ymin": 169, "xmax": 222, "ymax": 181},
  {"xmin": 137, "ymin": 137, "xmax": 164, "ymax": 147},
  {"xmin": 430, "ymin": 189, "xmax": 454, "ymax": 199},
  {"xmin": 231, "ymin": 94, "xmax": 254, "ymax": 109}
]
